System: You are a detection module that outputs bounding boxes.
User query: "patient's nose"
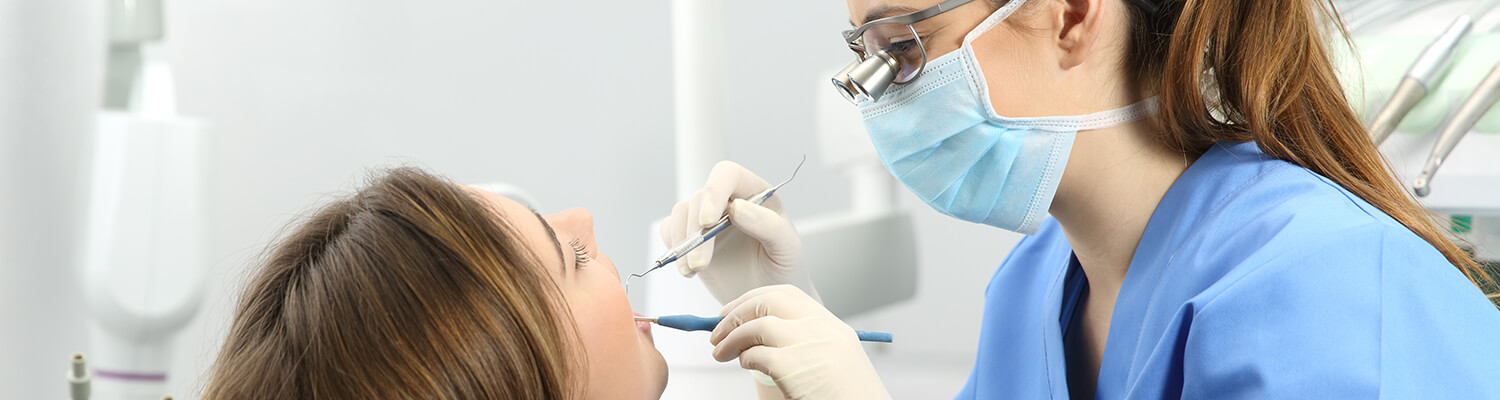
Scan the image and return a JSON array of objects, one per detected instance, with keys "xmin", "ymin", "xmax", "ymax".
[{"xmin": 549, "ymin": 208, "xmax": 595, "ymax": 235}]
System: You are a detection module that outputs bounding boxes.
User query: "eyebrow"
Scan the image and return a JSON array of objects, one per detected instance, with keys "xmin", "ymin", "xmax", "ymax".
[
  {"xmin": 531, "ymin": 209, "xmax": 566, "ymax": 274},
  {"xmin": 852, "ymin": 4, "xmax": 921, "ymax": 27}
]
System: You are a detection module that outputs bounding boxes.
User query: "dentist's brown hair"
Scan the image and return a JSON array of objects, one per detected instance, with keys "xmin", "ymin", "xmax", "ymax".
[
  {"xmin": 1119, "ymin": 0, "xmax": 1493, "ymax": 297},
  {"xmin": 203, "ymin": 168, "xmax": 581, "ymax": 399},
  {"xmin": 985, "ymin": 0, "xmax": 1494, "ymax": 296}
]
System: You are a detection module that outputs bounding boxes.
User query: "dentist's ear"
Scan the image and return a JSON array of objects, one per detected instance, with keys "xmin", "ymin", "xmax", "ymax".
[{"xmin": 1054, "ymin": 0, "xmax": 1108, "ymax": 70}]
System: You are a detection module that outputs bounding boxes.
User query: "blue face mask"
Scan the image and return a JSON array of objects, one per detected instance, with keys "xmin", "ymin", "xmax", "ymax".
[{"xmin": 858, "ymin": 0, "xmax": 1156, "ymax": 234}]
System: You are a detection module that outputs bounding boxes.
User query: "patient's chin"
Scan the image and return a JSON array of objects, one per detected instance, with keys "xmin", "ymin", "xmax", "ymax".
[
  {"xmin": 646, "ymin": 348, "xmax": 668, "ymax": 399},
  {"xmin": 639, "ymin": 333, "xmax": 667, "ymax": 396}
]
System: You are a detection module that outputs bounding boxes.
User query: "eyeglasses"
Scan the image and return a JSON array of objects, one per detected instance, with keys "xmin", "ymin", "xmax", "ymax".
[
  {"xmin": 832, "ymin": 0, "xmax": 1162, "ymax": 105},
  {"xmin": 832, "ymin": 0, "xmax": 975, "ymax": 104}
]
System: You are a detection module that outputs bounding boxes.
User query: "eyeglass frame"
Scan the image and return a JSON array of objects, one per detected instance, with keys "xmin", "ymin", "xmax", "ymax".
[{"xmin": 840, "ymin": 0, "xmax": 975, "ymax": 77}]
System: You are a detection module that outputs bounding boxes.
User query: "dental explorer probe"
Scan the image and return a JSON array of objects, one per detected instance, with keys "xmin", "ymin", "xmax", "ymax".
[
  {"xmin": 1368, "ymin": 14, "xmax": 1474, "ymax": 145},
  {"xmin": 634, "ymin": 315, "xmax": 894, "ymax": 343},
  {"xmin": 626, "ymin": 156, "xmax": 807, "ymax": 290},
  {"xmin": 1412, "ymin": 61, "xmax": 1500, "ymax": 197}
]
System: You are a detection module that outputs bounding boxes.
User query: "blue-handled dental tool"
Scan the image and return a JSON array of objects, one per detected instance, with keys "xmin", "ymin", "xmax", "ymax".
[{"xmin": 634, "ymin": 314, "xmax": 894, "ymax": 343}]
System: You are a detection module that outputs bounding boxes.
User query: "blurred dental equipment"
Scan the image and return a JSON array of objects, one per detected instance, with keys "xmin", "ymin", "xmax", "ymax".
[
  {"xmin": 1413, "ymin": 61, "xmax": 1500, "ymax": 197},
  {"xmin": 1368, "ymin": 15, "xmax": 1473, "ymax": 144},
  {"xmin": 1368, "ymin": 1, "xmax": 1498, "ymax": 145},
  {"xmin": 1345, "ymin": 0, "xmax": 1447, "ymax": 34},
  {"xmin": 630, "ymin": 156, "xmax": 805, "ymax": 290},
  {"xmin": 70, "ymin": 354, "xmax": 92, "ymax": 400},
  {"xmin": 81, "ymin": 0, "xmax": 206, "ymax": 399},
  {"xmin": 634, "ymin": 315, "xmax": 895, "ymax": 343}
]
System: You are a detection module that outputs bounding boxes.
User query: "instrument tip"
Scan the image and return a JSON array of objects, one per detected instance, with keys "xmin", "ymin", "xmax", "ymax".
[
  {"xmin": 1413, "ymin": 177, "xmax": 1431, "ymax": 197},
  {"xmin": 791, "ymin": 155, "xmax": 807, "ymax": 180}
]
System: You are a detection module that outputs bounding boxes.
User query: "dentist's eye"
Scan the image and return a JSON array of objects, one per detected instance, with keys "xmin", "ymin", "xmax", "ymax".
[
  {"xmin": 569, "ymin": 238, "xmax": 592, "ymax": 267},
  {"xmin": 887, "ymin": 39, "xmax": 919, "ymax": 55}
]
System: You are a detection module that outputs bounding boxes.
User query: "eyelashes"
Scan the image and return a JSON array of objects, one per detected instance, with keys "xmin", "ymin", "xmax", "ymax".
[
  {"xmin": 568, "ymin": 238, "xmax": 592, "ymax": 267},
  {"xmin": 887, "ymin": 39, "xmax": 919, "ymax": 55}
]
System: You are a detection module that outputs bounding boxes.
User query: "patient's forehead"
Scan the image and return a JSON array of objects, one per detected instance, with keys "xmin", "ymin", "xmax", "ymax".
[{"xmin": 462, "ymin": 185, "xmax": 565, "ymax": 274}]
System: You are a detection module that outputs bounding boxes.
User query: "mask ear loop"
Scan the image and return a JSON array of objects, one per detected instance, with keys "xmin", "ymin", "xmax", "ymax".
[
  {"xmin": 1075, "ymin": 97, "xmax": 1159, "ymax": 130},
  {"xmin": 962, "ymin": 0, "xmax": 1031, "ymax": 44},
  {"xmin": 959, "ymin": 0, "xmax": 1030, "ymax": 120}
]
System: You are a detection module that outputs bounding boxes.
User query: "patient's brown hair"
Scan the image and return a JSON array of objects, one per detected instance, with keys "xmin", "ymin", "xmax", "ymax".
[{"xmin": 203, "ymin": 168, "xmax": 578, "ymax": 399}]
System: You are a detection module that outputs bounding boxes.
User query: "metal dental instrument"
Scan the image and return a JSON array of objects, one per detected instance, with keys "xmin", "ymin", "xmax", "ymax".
[
  {"xmin": 634, "ymin": 314, "xmax": 894, "ymax": 343},
  {"xmin": 626, "ymin": 156, "xmax": 807, "ymax": 292},
  {"xmin": 1412, "ymin": 61, "xmax": 1500, "ymax": 197},
  {"xmin": 1369, "ymin": 14, "xmax": 1474, "ymax": 145}
]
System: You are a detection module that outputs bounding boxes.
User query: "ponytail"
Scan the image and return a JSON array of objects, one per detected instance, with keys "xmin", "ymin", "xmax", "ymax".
[{"xmin": 1123, "ymin": 0, "xmax": 1496, "ymax": 299}]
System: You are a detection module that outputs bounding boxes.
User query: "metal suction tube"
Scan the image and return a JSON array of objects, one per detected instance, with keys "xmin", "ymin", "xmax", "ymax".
[
  {"xmin": 1369, "ymin": 15, "xmax": 1473, "ymax": 145},
  {"xmin": 1413, "ymin": 62, "xmax": 1500, "ymax": 197}
]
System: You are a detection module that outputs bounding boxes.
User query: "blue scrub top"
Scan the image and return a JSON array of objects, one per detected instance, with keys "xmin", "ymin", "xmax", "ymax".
[{"xmin": 956, "ymin": 141, "xmax": 1500, "ymax": 399}]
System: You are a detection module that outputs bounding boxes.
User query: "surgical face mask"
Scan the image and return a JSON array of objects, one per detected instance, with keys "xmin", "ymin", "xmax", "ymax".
[{"xmin": 858, "ymin": 0, "xmax": 1157, "ymax": 234}]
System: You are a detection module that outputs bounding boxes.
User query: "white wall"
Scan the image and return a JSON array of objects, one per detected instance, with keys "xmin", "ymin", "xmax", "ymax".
[
  {"xmin": 0, "ymin": 1, "xmax": 101, "ymax": 398},
  {"xmin": 3, "ymin": 0, "xmax": 1022, "ymax": 398}
]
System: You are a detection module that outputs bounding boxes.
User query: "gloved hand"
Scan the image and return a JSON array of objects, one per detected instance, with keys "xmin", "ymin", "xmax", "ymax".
[
  {"xmin": 659, "ymin": 161, "xmax": 819, "ymax": 304},
  {"xmin": 709, "ymin": 285, "xmax": 891, "ymax": 400}
]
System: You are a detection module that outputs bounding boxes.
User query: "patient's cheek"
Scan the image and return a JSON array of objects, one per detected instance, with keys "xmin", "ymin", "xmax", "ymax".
[{"xmin": 568, "ymin": 294, "xmax": 655, "ymax": 396}]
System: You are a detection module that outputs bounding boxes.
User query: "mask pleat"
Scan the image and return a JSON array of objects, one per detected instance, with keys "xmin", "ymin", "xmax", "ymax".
[
  {"xmin": 946, "ymin": 126, "xmax": 1024, "ymax": 222},
  {"xmin": 907, "ymin": 123, "xmax": 1005, "ymax": 205}
]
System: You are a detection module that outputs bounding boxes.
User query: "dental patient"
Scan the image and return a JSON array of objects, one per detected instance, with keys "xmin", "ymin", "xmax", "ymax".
[{"xmin": 203, "ymin": 167, "xmax": 667, "ymax": 399}]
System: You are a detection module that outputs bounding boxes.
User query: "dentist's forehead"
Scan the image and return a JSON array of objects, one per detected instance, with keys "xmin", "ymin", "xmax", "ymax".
[{"xmin": 847, "ymin": 0, "xmax": 941, "ymax": 26}]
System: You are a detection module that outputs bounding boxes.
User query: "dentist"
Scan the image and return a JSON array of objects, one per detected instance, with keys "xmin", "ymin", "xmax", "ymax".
[{"xmin": 662, "ymin": 0, "xmax": 1500, "ymax": 398}]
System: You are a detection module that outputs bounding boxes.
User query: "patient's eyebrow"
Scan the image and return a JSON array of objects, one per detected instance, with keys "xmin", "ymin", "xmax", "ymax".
[
  {"xmin": 851, "ymin": 5, "xmax": 921, "ymax": 27},
  {"xmin": 531, "ymin": 209, "xmax": 566, "ymax": 274}
]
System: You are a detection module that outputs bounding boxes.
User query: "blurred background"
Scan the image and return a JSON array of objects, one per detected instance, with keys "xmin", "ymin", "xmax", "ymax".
[{"xmin": 3, "ymin": 0, "xmax": 1499, "ymax": 399}]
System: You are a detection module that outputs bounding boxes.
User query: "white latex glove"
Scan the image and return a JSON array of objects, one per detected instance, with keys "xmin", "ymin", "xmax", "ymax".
[
  {"xmin": 709, "ymin": 285, "xmax": 891, "ymax": 400},
  {"xmin": 659, "ymin": 161, "xmax": 819, "ymax": 305}
]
